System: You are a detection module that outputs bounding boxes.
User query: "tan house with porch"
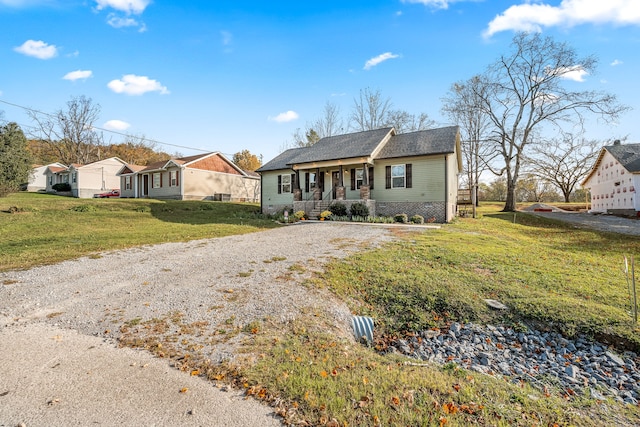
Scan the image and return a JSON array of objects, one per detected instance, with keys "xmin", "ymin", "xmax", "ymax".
[
  {"xmin": 117, "ymin": 152, "xmax": 260, "ymax": 201},
  {"xmin": 256, "ymin": 126, "xmax": 462, "ymax": 222}
]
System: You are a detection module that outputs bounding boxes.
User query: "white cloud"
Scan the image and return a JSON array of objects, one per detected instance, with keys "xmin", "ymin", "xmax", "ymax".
[
  {"xmin": 63, "ymin": 70, "xmax": 93, "ymax": 81},
  {"xmin": 107, "ymin": 74, "xmax": 170, "ymax": 95},
  {"xmin": 94, "ymin": 0, "xmax": 150, "ymax": 15},
  {"xmin": 485, "ymin": 0, "xmax": 640, "ymax": 38},
  {"xmin": 556, "ymin": 65, "xmax": 588, "ymax": 82},
  {"xmin": 103, "ymin": 119, "xmax": 131, "ymax": 131},
  {"xmin": 14, "ymin": 40, "xmax": 58, "ymax": 59},
  {"xmin": 269, "ymin": 111, "xmax": 299, "ymax": 123},
  {"xmin": 107, "ymin": 14, "xmax": 139, "ymax": 28},
  {"xmin": 364, "ymin": 52, "xmax": 400, "ymax": 70},
  {"xmin": 402, "ymin": 0, "xmax": 453, "ymax": 9},
  {"xmin": 611, "ymin": 59, "xmax": 623, "ymax": 66}
]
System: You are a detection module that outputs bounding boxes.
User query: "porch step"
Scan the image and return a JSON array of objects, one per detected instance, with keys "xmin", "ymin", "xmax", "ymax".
[{"xmin": 307, "ymin": 202, "xmax": 330, "ymax": 219}]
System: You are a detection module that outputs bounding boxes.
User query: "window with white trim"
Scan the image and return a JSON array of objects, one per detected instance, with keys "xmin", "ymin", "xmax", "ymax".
[
  {"xmin": 72, "ymin": 172, "xmax": 77, "ymax": 183},
  {"xmin": 356, "ymin": 168, "xmax": 364, "ymax": 189},
  {"xmin": 391, "ymin": 164, "xmax": 405, "ymax": 188},
  {"xmin": 281, "ymin": 174, "xmax": 291, "ymax": 193},
  {"xmin": 309, "ymin": 172, "xmax": 316, "ymax": 190},
  {"xmin": 170, "ymin": 170, "xmax": 178, "ymax": 187},
  {"xmin": 152, "ymin": 172, "xmax": 161, "ymax": 188},
  {"xmin": 125, "ymin": 176, "xmax": 131, "ymax": 190}
]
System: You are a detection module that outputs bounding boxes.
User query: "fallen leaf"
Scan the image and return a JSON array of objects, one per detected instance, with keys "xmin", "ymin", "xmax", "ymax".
[
  {"xmin": 190, "ymin": 370, "xmax": 200, "ymax": 376},
  {"xmin": 179, "ymin": 388, "xmax": 188, "ymax": 394},
  {"xmin": 391, "ymin": 396, "xmax": 400, "ymax": 406},
  {"xmin": 452, "ymin": 384, "xmax": 461, "ymax": 392},
  {"xmin": 320, "ymin": 370, "xmax": 328, "ymax": 378},
  {"xmin": 443, "ymin": 402, "xmax": 458, "ymax": 414}
]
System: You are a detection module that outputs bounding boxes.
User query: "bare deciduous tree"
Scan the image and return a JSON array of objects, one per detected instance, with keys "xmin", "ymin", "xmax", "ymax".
[
  {"xmin": 526, "ymin": 134, "xmax": 603, "ymax": 202},
  {"xmin": 385, "ymin": 110, "xmax": 435, "ymax": 134},
  {"xmin": 442, "ymin": 75, "xmax": 495, "ymax": 216},
  {"xmin": 349, "ymin": 88, "xmax": 393, "ymax": 131},
  {"xmin": 28, "ymin": 95, "xmax": 104, "ymax": 165},
  {"xmin": 470, "ymin": 32, "xmax": 628, "ymax": 212},
  {"xmin": 311, "ymin": 101, "xmax": 344, "ymax": 138}
]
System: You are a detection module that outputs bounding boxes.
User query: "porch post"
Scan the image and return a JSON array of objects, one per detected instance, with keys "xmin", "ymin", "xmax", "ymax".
[
  {"xmin": 314, "ymin": 167, "xmax": 322, "ymax": 200},
  {"xmin": 293, "ymin": 170, "xmax": 302, "ymax": 201},
  {"xmin": 359, "ymin": 163, "xmax": 370, "ymax": 200}
]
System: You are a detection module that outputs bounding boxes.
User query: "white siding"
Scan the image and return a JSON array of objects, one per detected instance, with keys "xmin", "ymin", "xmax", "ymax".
[{"xmin": 586, "ymin": 151, "xmax": 636, "ymax": 213}]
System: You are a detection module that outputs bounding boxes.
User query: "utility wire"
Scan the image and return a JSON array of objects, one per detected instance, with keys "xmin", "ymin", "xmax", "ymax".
[{"xmin": 0, "ymin": 98, "xmax": 237, "ymax": 158}]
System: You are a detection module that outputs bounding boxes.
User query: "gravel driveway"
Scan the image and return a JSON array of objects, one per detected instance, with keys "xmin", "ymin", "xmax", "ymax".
[
  {"xmin": 526, "ymin": 207, "xmax": 640, "ymax": 236},
  {"xmin": 0, "ymin": 222, "xmax": 398, "ymax": 427}
]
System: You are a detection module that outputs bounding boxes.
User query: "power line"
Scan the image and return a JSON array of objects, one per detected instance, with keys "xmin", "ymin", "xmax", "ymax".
[{"xmin": 0, "ymin": 98, "xmax": 236, "ymax": 158}]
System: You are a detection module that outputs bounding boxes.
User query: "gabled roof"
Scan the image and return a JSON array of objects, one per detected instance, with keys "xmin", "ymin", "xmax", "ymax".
[
  {"xmin": 46, "ymin": 166, "xmax": 68, "ymax": 174},
  {"xmin": 117, "ymin": 164, "xmax": 147, "ymax": 175},
  {"xmin": 606, "ymin": 143, "xmax": 640, "ymax": 173},
  {"xmin": 375, "ymin": 126, "xmax": 460, "ymax": 159},
  {"xmin": 288, "ymin": 128, "xmax": 394, "ymax": 165},
  {"xmin": 124, "ymin": 152, "xmax": 250, "ymax": 176},
  {"xmin": 256, "ymin": 147, "xmax": 307, "ymax": 172},
  {"xmin": 69, "ymin": 157, "xmax": 127, "ymax": 170},
  {"xmin": 582, "ymin": 143, "xmax": 640, "ymax": 185},
  {"xmin": 258, "ymin": 126, "xmax": 461, "ymax": 172}
]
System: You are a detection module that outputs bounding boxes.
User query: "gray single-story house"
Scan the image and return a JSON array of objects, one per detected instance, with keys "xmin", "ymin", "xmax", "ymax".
[{"xmin": 256, "ymin": 126, "xmax": 462, "ymax": 223}]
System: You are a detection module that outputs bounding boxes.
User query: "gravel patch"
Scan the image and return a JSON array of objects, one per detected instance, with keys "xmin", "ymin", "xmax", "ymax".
[{"xmin": 0, "ymin": 222, "xmax": 397, "ymax": 426}]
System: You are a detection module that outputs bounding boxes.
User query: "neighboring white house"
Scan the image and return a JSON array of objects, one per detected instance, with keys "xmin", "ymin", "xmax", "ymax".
[
  {"xmin": 45, "ymin": 157, "xmax": 127, "ymax": 198},
  {"xmin": 27, "ymin": 162, "xmax": 66, "ymax": 192},
  {"xmin": 582, "ymin": 141, "xmax": 640, "ymax": 215}
]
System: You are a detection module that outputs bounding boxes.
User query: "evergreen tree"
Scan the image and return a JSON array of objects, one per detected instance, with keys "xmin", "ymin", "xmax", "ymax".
[{"xmin": 0, "ymin": 122, "xmax": 33, "ymax": 196}]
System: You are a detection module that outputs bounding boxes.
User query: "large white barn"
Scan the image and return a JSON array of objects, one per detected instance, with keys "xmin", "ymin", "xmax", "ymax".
[{"xmin": 582, "ymin": 141, "xmax": 640, "ymax": 216}]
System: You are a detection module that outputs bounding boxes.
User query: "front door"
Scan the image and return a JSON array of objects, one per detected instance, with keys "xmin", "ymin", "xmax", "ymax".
[
  {"xmin": 332, "ymin": 171, "xmax": 340, "ymax": 199},
  {"xmin": 143, "ymin": 174, "xmax": 149, "ymax": 197}
]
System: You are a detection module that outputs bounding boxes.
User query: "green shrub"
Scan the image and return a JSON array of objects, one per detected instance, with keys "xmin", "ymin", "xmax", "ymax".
[
  {"xmin": 71, "ymin": 204, "xmax": 97, "ymax": 213},
  {"xmin": 350, "ymin": 202, "xmax": 369, "ymax": 217},
  {"xmin": 329, "ymin": 202, "xmax": 348, "ymax": 216},
  {"xmin": 394, "ymin": 213, "xmax": 408, "ymax": 223},
  {"xmin": 410, "ymin": 214, "xmax": 424, "ymax": 224},
  {"xmin": 52, "ymin": 183, "xmax": 71, "ymax": 192}
]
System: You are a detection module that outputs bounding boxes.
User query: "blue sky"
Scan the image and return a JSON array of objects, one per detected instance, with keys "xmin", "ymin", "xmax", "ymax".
[{"xmin": 1, "ymin": 0, "xmax": 639, "ymax": 163}]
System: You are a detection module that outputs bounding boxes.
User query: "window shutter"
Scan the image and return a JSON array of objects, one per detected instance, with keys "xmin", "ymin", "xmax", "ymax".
[
  {"xmin": 305, "ymin": 172, "xmax": 310, "ymax": 192},
  {"xmin": 319, "ymin": 172, "xmax": 325, "ymax": 193},
  {"xmin": 369, "ymin": 167, "xmax": 374, "ymax": 189},
  {"xmin": 291, "ymin": 173, "xmax": 296, "ymax": 193},
  {"xmin": 406, "ymin": 164, "xmax": 412, "ymax": 188},
  {"xmin": 176, "ymin": 170, "xmax": 179, "ymax": 187},
  {"xmin": 277, "ymin": 175, "xmax": 282, "ymax": 194},
  {"xmin": 350, "ymin": 169, "xmax": 356, "ymax": 190},
  {"xmin": 160, "ymin": 172, "xmax": 163, "ymax": 187},
  {"xmin": 385, "ymin": 166, "xmax": 391, "ymax": 189}
]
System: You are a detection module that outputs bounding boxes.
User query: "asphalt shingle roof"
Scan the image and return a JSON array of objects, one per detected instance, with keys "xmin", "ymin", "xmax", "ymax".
[
  {"xmin": 606, "ymin": 143, "xmax": 640, "ymax": 173},
  {"xmin": 288, "ymin": 128, "xmax": 394, "ymax": 164},
  {"xmin": 256, "ymin": 147, "xmax": 307, "ymax": 172},
  {"xmin": 375, "ymin": 126, "xmax": 459, "ymax": 159},
  {"xmin": 258, "ymin": 126, "xmax": 460, "ymax": 172}
]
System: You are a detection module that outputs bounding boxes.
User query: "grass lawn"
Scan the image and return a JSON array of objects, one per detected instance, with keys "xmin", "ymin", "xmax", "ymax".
[
  {"xmin": 0, "ymin": 192, "xmax": 278, "ymax": 272},
  {"xmin": 242, "ymin": 204, "xmax": 640, "ymax": 426},
  {"xmin": 2, "ymin": 193, "xmax": 640, "ymax": 425}
]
